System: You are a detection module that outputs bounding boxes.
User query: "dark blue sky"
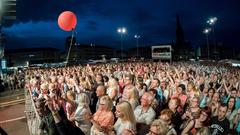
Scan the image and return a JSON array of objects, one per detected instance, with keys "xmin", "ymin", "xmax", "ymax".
[{"xmin": 2, "ymin": 0, "xmax": 240, "ymax": 50}]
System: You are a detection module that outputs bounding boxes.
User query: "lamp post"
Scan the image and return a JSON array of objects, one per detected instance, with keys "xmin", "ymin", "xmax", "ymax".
[
  {"xmin": 134, "ymin": 34, "xmax": 141, "ymax": 58},
  {"xmin": 203, "ymin": 28, "xmax": 211, "ymax": 59},
  {"xmin": 0, "ymin": 17, "xmax": 3, "ymax": 77},
  {"xmin": 117, "ymin": 27, "xmax": 126, "ymax": 59},
  {"xmin": 90, "ymin": 43, "xmax": 95, "ymax": 59},
  {"xmin": 207, "ymin": 17, "xmax": 217, "ymax": 57}
]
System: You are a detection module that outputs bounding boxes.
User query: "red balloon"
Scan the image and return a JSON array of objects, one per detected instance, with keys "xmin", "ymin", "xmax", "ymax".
[{"xmin": 58, "ymin": 11, "xmax": 77, "ymax": 31}]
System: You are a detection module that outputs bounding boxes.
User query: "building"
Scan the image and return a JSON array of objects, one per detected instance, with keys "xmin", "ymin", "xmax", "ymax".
[
  {"xmin": 66, "ymin": 44, "xmax": 116, "ymax": 63},
  {"xmin": 127, "ymin": 46, "xmax": 151, "ymax": 58},
  {"xmin": 5, "ymin": 47, "xmax": 60, "ymax": 67},
  {"xmin": 173, "ymin": 15, "xmax": 193, "ymax": 60},
  {"xmin": 197, "ymin": 42, "xmax": 238, "ymax": 60}
]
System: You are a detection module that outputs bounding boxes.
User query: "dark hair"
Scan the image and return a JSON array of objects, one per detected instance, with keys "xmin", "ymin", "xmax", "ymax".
[
  {"xmin": 153, "ymin": 78, "xmax": 160, "ymax": 85},
  {"xmin": 227, "ymin": 96, "xmax": 236, "ymax": 112},
  {"xmin": 208, "ymin": 88, "xmax": 215, "ymax": 96},
  {"xmin": 142, "ymin": 83, "xmax": 148, "ymax": 91},
  {"xmin": 178, "ymin": 84, "xmax": 186, "ymax": 91},
  {"xmin": 149, "ymin": 88, "xmax": 157, "ymax": 96},
  {"xmin": 36, "ymin": 98, "xmax": 46, "ymax": 107},
  {"xmin": 208, "ymin": 87, "xmax": 215, "ymax": 92},
  {"xmin": 199, "ymin": 84, "xmax": 204, "ymax": 92},
  {"xmin": 103, "ymin": 75, "xmax": 109, "ymax": 82},
  {"xmin": 220, "ymin": 103, "xmax": 228, "ymax": 109},
  {"xmin": 231, "ymin": 88, "xmax": 237, "ymax": 92},
  {"xmin": 201, "ymin": 107, "xmax": 212, "ymax": 126}
]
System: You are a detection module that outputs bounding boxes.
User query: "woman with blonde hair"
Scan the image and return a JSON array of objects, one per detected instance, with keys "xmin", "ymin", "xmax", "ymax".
[
  {"xmin": 126, "ymin": 86, "xmax": 139, "ymax": 110},
  {"xmin": 146, "ymin": 119, "xmax": 168, "ymax": 135},
  {"xmin": 195, "ymin": 127, "xmax": 211, "ymax": 135},
  {"xmin": 74, "ymin": 93, "xmax": 92, "ymax": 135},
  {"xmin": 107, "ymin": 78, "xmax": 120, "ymax": 104},
  {"xmin": 114, "ymin": 101, "xmax": 136, "ymax": 135},
  {"xmin": 187, "ymin": 81, "xmax": 200, "ymax": 100},
  {"xmin": 66, "ymin": 90, "xmax": 77, "ymax": 120},
  {"xmin": 79, "ymin": 76, "xmax": 90, "ymax": 90},
  {"xmin": 90, "ymin": 95, "xmax": 115, "ymax": 135}
]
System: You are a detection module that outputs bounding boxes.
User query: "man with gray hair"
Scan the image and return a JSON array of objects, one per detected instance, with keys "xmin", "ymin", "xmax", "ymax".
[{"xmin": 134, "ymin": 92, "xmax": 156, "ymax": 135}]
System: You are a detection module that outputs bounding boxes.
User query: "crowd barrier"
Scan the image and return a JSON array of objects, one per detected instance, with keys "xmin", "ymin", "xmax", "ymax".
[{"xmin": 25, "ymin": 89, "xmax": 40, "ymax": 135}]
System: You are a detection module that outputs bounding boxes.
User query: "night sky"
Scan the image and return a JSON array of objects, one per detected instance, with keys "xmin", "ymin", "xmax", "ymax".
[{"xmin": 2, "ymin": 0, "xmax": 240, "ymax": 50}]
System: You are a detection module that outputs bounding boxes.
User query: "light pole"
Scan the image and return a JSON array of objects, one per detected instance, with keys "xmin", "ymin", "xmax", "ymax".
[
  {"xmin": 207, "ymin": 17, "xmax": 217, "ymax": 57},
  {"xmin": 203, "ymin": 28, "xmax": 211, "ymax": 59},
  {"xmin": 90, "ymin": 43, "xmax": 95, "ymax": 59},
  {"xmin": 134, "ymin": 34, "xmax": 141, "ymax": 58},
  {"xmin": 65, "ymin": 29, "xmax": 75, "ymax": 67},
  {"xmin": 0, "ymin": 17, "xmax": 3, "ymax": 77},
  {"xmin": 117, "ymin": 27, "xmax": 126, "ymax": 59}
]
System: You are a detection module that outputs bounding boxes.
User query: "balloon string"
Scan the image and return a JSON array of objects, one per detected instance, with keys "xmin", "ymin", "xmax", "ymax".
[{"xmin": 65, "ymin": 29, "xmax": 75, "ymax": 67}]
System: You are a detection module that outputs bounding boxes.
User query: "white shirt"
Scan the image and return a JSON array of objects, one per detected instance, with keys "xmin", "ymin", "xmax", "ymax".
[
  {"xmin": 114, "ymin": 119, "xmax": 136, "ymax": 135},
  {"xmin": 134, "ymin": 105, "xmax": 156, "ymax": 125}
]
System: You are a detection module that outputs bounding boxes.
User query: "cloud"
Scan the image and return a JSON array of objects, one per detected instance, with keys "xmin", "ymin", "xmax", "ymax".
[
  {"xmin": 2, "ymin": 0, "xmax": 240, "ymax": 50},
  {"xmin": 85, "ymin": 20, "xmax": 98, "ymax": 31}
]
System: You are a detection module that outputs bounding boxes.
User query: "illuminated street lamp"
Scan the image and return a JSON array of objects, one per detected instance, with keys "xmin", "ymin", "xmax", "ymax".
[
  {"xmin": 207, "ymin": 17, "xmax": 217, "ymax": 55},
  {"xmin": 207, "ymin": 17, "xmax": 217, "ymax": 25},
  {"xmin": 203, "ymin": 28, "xmax": 211, "ymax": 59},
  {"xmin": 117, "ymin": 27, "xmax": 127, "ymax": 59},
  {"xmin": 134, "ymin": 34, "xmax": 141, "ymax": 58}
]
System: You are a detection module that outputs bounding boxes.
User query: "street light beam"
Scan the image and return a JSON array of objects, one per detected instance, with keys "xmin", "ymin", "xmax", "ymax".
[
  {"xmin": 122, "ymin": 27, "xmax": 126, "ymax": 33},
  {"xmin": 117, "ymin": 27, "xmax": 127, "ymax": 60}
]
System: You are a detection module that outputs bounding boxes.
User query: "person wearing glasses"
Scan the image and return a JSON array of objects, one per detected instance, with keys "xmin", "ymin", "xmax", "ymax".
[
  {"xmin": 146, "ymin": 119, "xmax": 168, "ymax": 135},
  {"xmin": 182, "ymin": 96, "xmax": 201, "ymax": 121},
  {"xmin": 90, "ymin": 95, "xmax": 115, "ymax": 135}
]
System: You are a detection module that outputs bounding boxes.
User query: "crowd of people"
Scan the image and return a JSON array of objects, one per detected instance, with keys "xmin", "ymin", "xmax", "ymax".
[
  {"xmin": 24, "ymin": 61, "xmax": 240, "ymax": 135},
  {"xmin": 0, "ymin": 71, "xmax": 25, "ymax": 93}
]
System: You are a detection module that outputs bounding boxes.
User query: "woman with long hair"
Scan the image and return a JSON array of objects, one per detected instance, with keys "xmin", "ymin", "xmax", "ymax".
[
  {"xmin": 226, "ymin": 97, "xmax": 236, "ymax": 119},
  {"xmin": 66, "ymin": 90, "xmax": 77, "ymax": 121},
  {"xmin": 114, "ymin": 101, "xmax": 136, "ymax": 135},
  {"xmin": 74, "ymin": 93, "xmax": 92, "ymax": 135},
  {"xmin": 107, "ymin": 78, "xmax": 120, "ymax": 105},
  {"xmin": 226, "ymin": 97, "xmax": 239, "ymax": 133},
  {"xmin": 125, "ymin": 86, "xmax": 139, "ymax": 110},
  {"xmin": 208, "ymin": 92, "xmax": 220, "ymax": 117},
  {"xmin": 199, "ymin": 87, "xmax": 215, "ymax": 108},
  {"xmin": 187, "ymin": 81, "xmax": 200, "ymax": 100}
]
